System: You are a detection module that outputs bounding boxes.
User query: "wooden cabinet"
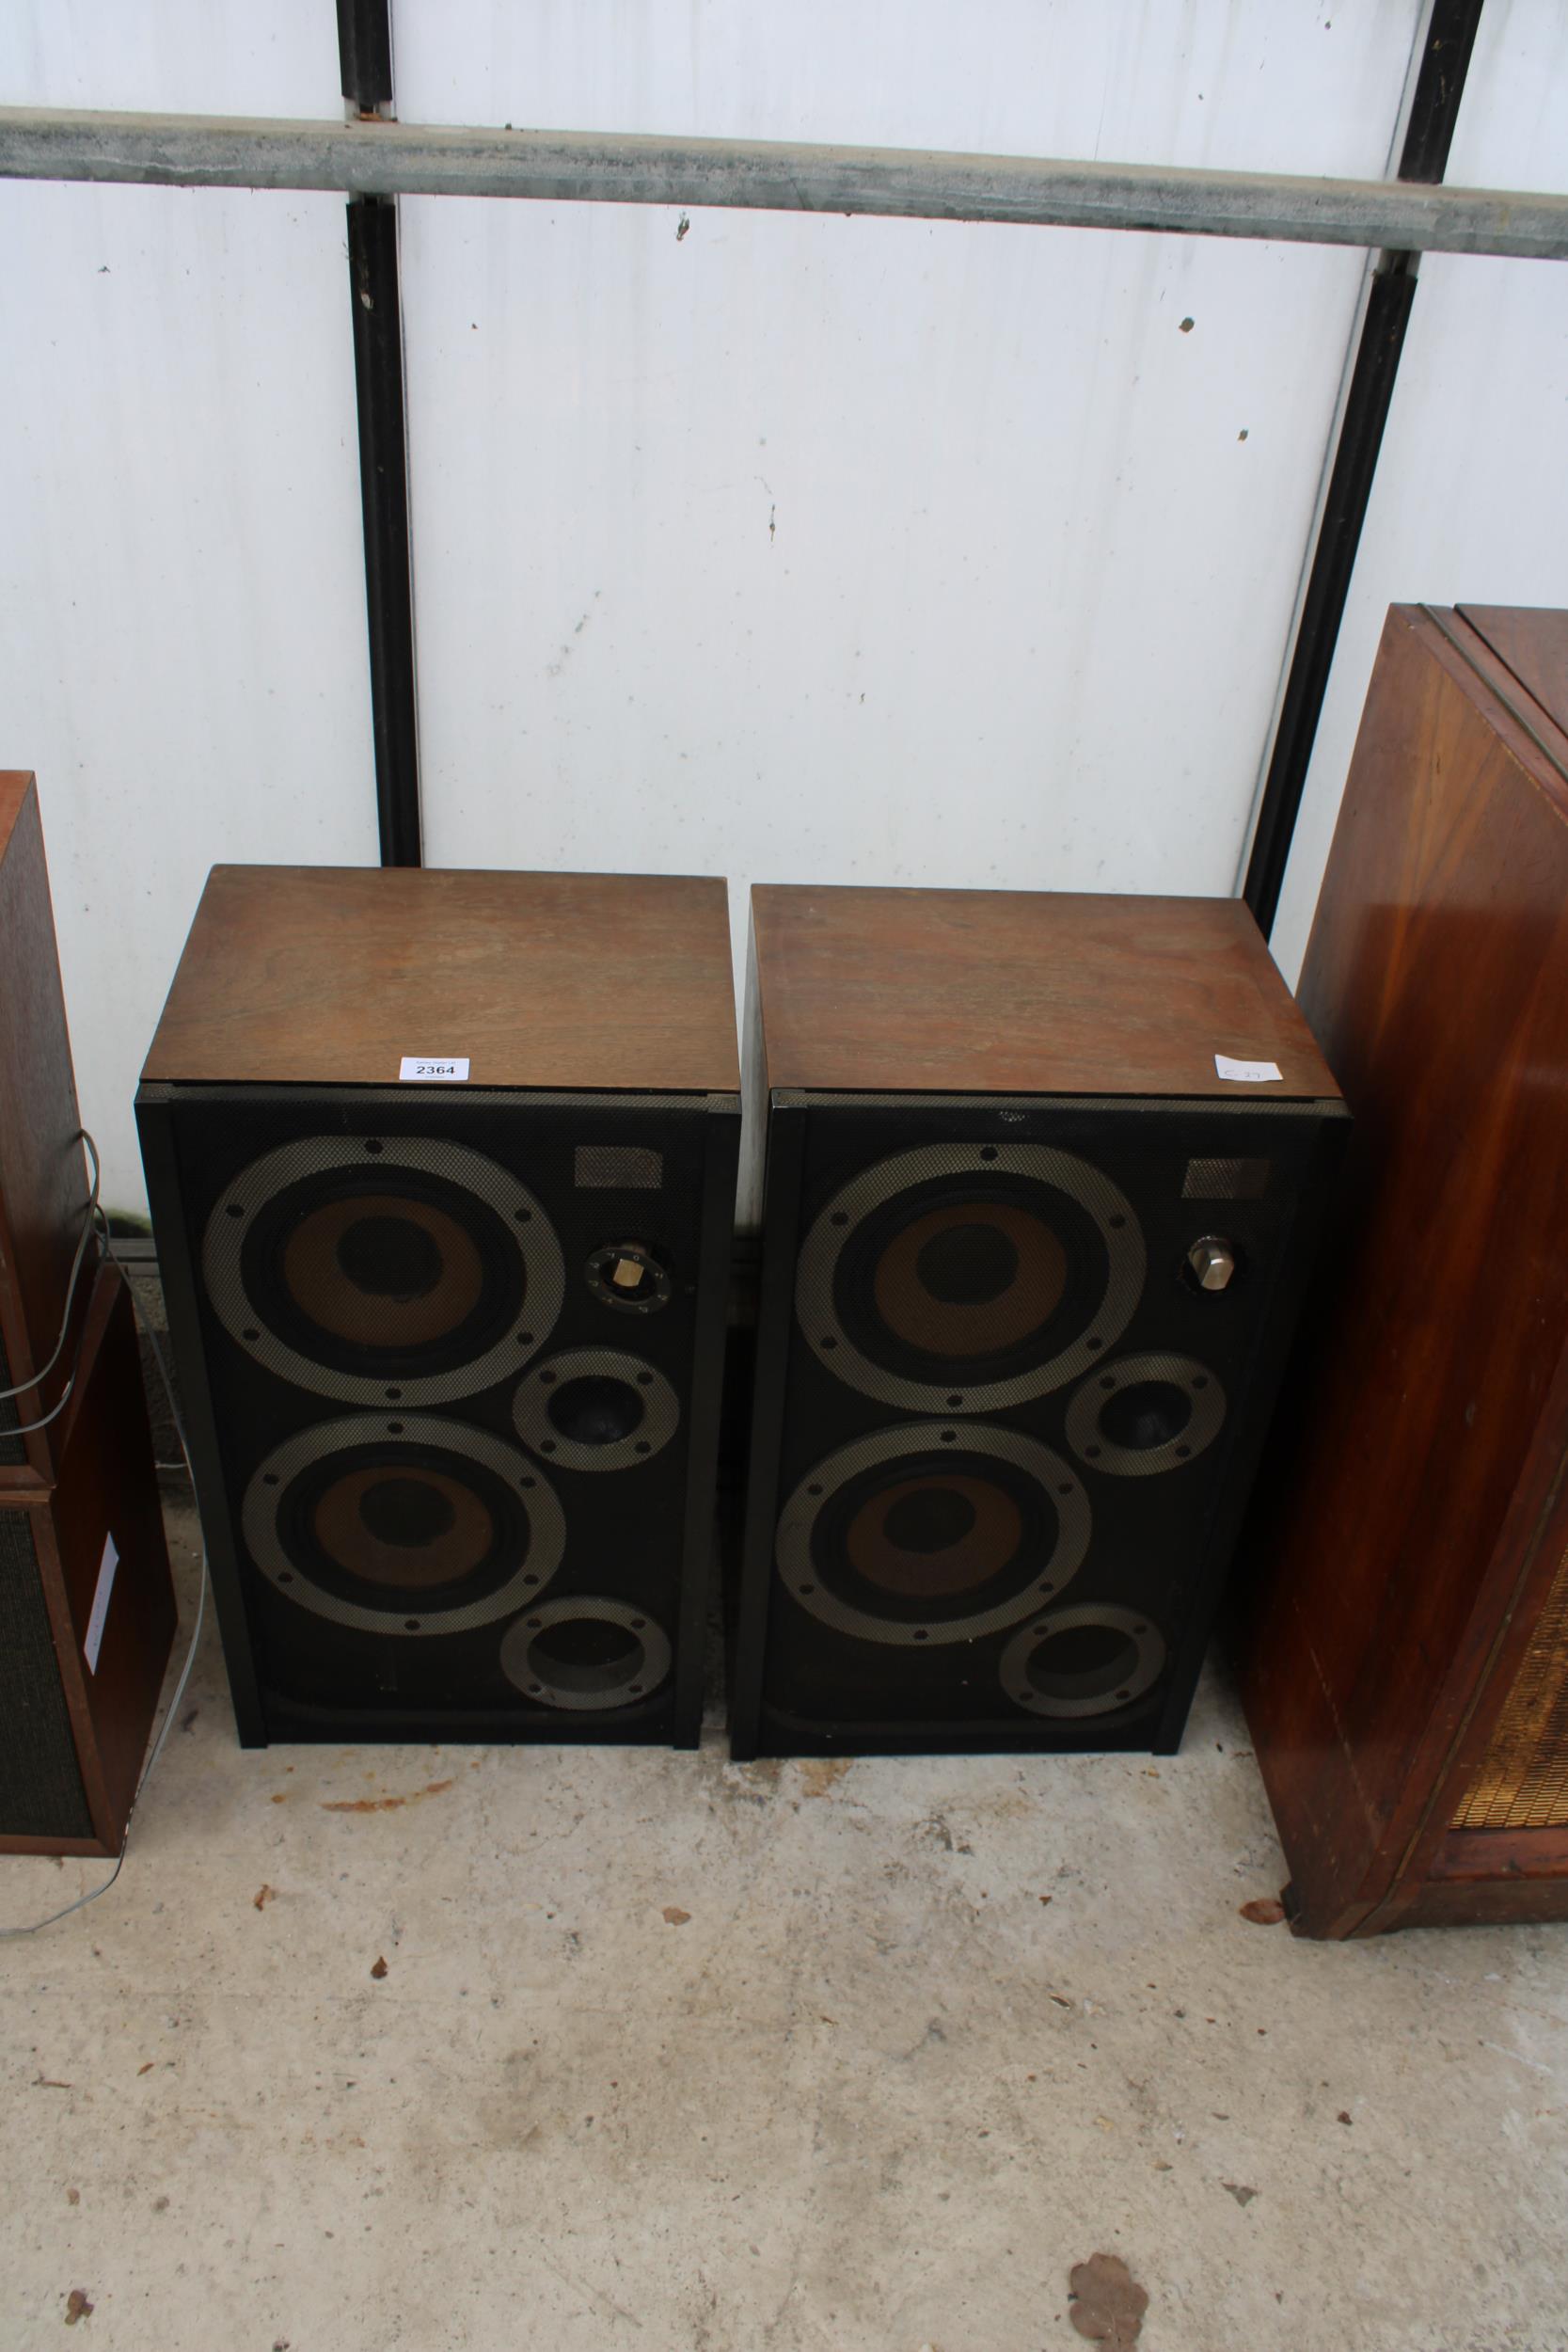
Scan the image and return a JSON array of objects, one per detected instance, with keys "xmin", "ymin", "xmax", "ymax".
[{"xmin": 1239, "ymin": 605, "xmax": 1568, "ymax": 1935}]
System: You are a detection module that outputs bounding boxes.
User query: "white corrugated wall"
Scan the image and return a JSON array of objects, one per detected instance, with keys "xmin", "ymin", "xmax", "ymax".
[{"xmin": 1, "ymin": 2, "xmax": 1563, "ymax": 1210}]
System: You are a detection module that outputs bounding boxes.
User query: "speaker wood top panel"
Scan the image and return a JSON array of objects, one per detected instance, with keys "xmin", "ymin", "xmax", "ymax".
[
  {"xmin": 144, "ymin": 866, "xmax": 739, "ymax": 1093},
  {"xmin": 750, "ymin": 885, "xmax": 1338, "ymax": 1100}
]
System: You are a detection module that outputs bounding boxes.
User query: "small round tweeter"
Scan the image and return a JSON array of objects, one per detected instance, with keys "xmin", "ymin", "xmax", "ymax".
[
  {"xmin": 513, "ymin": 1347, "xmax": 680, "ymax": 1471},
  {"xmin": 1065, "ymin": 1353, "xmax": 1226, "ymax": 1476},
  {"xmin": 203, "ymin": 1135, "xmax": 564, "ymax": 1406},
  {"xmin": 499, "ymin": 1597, "xmax": 673, "ymax": 1711},
  {"xmin": 242, "ymin": 1413, "xmax": 563, "ymax": 1634},
  {"xmin": 999, "ymin": 1606, "xmax": 1166, "ymax": 1719},
  {"xmin": 795, "ymin": 1142, "xmax": 1145, "ymax": 1413},
  {"xmin": 775, "ymin": 1420, "xmax": 1090, "ymax": 1646},
  {"xmin": 585, "ymin": 1241, "xmax": 673, "ymax": 1315}
]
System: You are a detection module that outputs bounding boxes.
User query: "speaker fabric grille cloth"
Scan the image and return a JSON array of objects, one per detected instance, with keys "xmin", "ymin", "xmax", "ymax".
[
  {"xmin": 0, "ymin": 1507, "xmax": 94, "ymax": 1840},
  {"xmin": 1451, "ymin": 1537, "xmax": 1568, "ymax": 1832},
  {"xmin": 142, "ymin": 1085, "xmax": 734, "ymax": 1747},
  {"xmin": 734, "ymin": 1092, "xmax": 1345, "ymax": 1758}
]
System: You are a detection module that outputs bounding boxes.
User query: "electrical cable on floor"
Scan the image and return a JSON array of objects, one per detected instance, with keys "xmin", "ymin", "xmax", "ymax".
[{"xmin": 0, "ymin": 1148, "xmax": 209, "ymax": 1940}]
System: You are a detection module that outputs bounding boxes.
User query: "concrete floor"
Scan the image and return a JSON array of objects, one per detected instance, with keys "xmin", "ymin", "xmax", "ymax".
[{"xmin": 4, "ymin": 1492, "xmax": 1567, "ymax": 2352}]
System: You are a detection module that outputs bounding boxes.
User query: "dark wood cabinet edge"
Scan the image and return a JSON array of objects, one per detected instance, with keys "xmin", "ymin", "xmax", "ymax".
[
  {"xmin": 1411, "ymin": 606, "xmax": 1568, "ymax": 821},
  {"xmin": 1265, "ymin": 612, "xmax": 1568, "ymax": 1940},
  {"xmin": 135, "ymin": 1089, "xmax": 270, "ymax": 1745},
  {"xmin": 1427, "ymin": 1822, "xmax": 1568, "ymax": 1884},
  {"xmin": 671, "ymin": 1105, "xmax": 742, "ymax": 1747},
  {"xmin": 1433, "ymin": 605, "xmax": 1568, "ymax": 804},
  {"xmin": 1358, "ymin": 1395, "xmax": 1568, "ymax": 1935},
  {"xmin": 725, "ymin": 1097, "xmax": 807, "ymax": 1761}
]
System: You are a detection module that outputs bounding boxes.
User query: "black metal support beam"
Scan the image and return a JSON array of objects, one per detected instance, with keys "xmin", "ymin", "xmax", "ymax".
[
  {"xmin": 336, "ymin": 0, "xmax": 392, "ymax": 113},
  {"xmin": 1243, "ymin": 0, "xmax": 1485, "ymax": 938},
  {"xmin": 339, "ymin": 1, "xmax": 420, "ymax": 867}
]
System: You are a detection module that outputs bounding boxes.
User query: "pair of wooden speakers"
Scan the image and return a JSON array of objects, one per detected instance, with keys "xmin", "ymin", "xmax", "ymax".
[
  {"xmin": 139, "ymin": 863, "xmax": 1345, "ymax": 1761},
  {"xmin": 0, "ymin": 773, "xmax": 175, "ymax": 1858}
]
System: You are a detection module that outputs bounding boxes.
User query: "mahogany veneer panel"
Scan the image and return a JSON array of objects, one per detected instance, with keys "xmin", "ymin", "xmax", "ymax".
[
  {"xmin": 145, "ymin": 866, "xmax": 738, "ymax": 1094},
  {"xmin": 750, "ymin": 885, "xmax": 1336, "ymax": 1101},
  {"xmin": 0, "ymin": 771, "xmax": 93, "ymax": 1491},
  {"xmin": 1238, "ymin": 604, "xmax": 1568, "ymax": 1937},
  {"xmin": 1460, "ymin": 604, "xmax": 1568, "ymax": 733},
  {"xmin": 0, "ymin": 1264, "xmax": 176, "ymax": 1856}
]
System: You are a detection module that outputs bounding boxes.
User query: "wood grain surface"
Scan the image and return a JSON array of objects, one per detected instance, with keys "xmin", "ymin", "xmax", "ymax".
[
  {"xmin": 1460, "ymin": 604, "xmax": 1568, "ymax": 740},
  {"xmin": 144, "ymin": 866, "xmax": 739, "ymax": 1093},
  {"xmin": 1238, "ymin": 605, "xmax": 1568, "ymax": 1936},
  {"xmin": 750, "ymin": 884, "xmax": 1338, "ymax": 1100},
  {"xmin": 0, "ymin": 1264, "xmax": 176, "ymax": 1856},
  {"xmin": 0, "ymin": 771, "xmax": 91, "ymax": 1488}
]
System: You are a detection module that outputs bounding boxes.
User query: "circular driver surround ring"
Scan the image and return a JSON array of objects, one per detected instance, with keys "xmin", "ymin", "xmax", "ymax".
[
  {"xmin": 1065, "ymin": 1352, "xmax": 1227, "ymax": 1477},
  {"xmin": 203, "ymin": 1134, "xmax": 565, "ymax": 1406},
  {"xmin": 241, "ymin": 1412, "xmax": 564, "ymax": 1634},
  {"xmin": 775, "ymin": 1420, "xmax": 1091, "ymax": 1646},
  {"xmin": 499, "ymin": 1595, "xmax": 673, "ymax": 1711},
  {"xmin": 1000, "ymin": 1604, "xmax": 1166, "ymax": 1719},
  {"xmin": 513, "ymin": 1346, "xmax": 681, "ymax": 1471},
  {"xmin": 795, "ymin": 1143, "xmax": 1146, "ymax": 1411}
]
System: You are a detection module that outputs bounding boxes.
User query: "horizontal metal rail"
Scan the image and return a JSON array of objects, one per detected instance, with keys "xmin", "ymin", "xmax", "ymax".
[{"xmin": 1, "ymin": 106, "xmax": 1565, "ymax": 258}]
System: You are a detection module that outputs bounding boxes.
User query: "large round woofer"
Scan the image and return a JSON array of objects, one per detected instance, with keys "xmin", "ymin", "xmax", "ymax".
[
  {"xmin": 1000, "ymin": 1606, "xmax": 1166, "ymax": 1719},
  {"xmin": 1065, "ymin": 1353, "xmax": 1226, "ymax": 1476},
  {"xmin": 796, "ymin": 1143, "xmax": 1145, "ymax": 1412},
  {"xmin": 499, "ymin": 1597, "xmax": 673, "ymax": 1711},
  {"xmin": 775, "ymin": 1421, "xmax": 1090, "ymax": 1645},
  {"xmin": 204, "ymin": 1136, "xmax": 564, "ymax": 1406},
  {"xmin": 242, "ymin": 1413, "xmax": 563, "ymax": 1634},
  {"xmin": 513, "ymin": 1347, "xmax": 680, "ymax": 1471}
]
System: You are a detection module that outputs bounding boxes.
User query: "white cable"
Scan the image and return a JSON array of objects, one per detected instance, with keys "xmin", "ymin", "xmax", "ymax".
[{"xmin": 0, "ymin": 1131, "xmax": 103, "ymax": 1407}]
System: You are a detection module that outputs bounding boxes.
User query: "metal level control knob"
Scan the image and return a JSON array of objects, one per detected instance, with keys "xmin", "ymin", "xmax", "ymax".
[{"xmin": 1186, "ymin": 1236, "xmax": 1236, "ymax": 1293}]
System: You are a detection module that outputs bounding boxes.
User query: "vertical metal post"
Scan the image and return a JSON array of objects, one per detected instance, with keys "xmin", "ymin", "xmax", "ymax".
[
  {"xmin": 339, "ymin": 2, "xmax": 421, "ymax": 867},
  {"xmin": 1242, "ymin": 0, "xmax": 1484, "ymax": 937}
]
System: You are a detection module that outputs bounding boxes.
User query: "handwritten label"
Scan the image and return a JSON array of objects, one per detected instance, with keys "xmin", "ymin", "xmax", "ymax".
[
  {"xmin": 84, "ymin": 1534, "xmax": 119, "ymax": 1676},
  {"xmin": 399, "ymin": 1057, "xmax": 470, "ymax": 1083},
  {"xmin": 1214, "ymin": 1054, "xmax": 1283, "ymax": 1084}
]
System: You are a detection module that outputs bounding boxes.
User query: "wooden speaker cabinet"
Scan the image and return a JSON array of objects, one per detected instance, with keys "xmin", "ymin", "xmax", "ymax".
[
  {"xmin": 731, "ymin": 884, "xmax": 1346, "ymax": 1759},
  {"xmin": 0, "ymin": 1263, "xmax": 177, "ymax": 1855},
  {"xmin": 1240, "ymin": 604, "xmax": 1568, "ymax": 1936},
  {"xmin": 0, "ymin": 771, "xmax": 95, "ymax": 1490},
  {"xmin": 138, "ymin": 866, "xmax": 738, "ymax": 1749}
]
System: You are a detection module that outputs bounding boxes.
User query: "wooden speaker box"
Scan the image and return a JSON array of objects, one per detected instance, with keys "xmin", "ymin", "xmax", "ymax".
[
  {"xmin": 1240, "ymin": 604, "xmax": 1568, "ymax": 1935},
  {"xmin": 0, "ymin": 771, "xmax": 95, "ymax": 1490},
  {"xmin": 138, "ymin": 866, "xmax": 738, "ymax": 1749},
  {"xmin": 0, "ymin": 1263, "xmax": 177, "ymax": 1856},
  {"xmin": 731, "ymin": 884, "xmax": 1346, "ymax": 1759}
]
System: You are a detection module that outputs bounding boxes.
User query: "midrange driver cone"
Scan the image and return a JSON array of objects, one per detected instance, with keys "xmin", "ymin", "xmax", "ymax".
[
  {"xmin": 1065, "ymin": 1353, "xmax": 1227, "ymax": 1476},
  {"xmin": 242, "ymin": 1413, "xmax": 564, "ymax": 1635},
  {"xmin": 1000, "ymin": 1606, "xmax": 1166, "ymax": 1719},
  {"xmin": 203, "ymin": 1134, "xmax": 565, "ymax": 1406},
  {"xmin": 513, "ymin": 1347, "xmax": 681, "ymax": 1471},
  {"xmin": 796, "ymin": 1142, "xmax": 1145, "ymax": 1412},
  {"xmin": 775, "ymin": 1420, "xmax": 1090, "ymax": 1646},
  {"xmin": 499, "ymin": 1596, "xmax": 673, "ymax": 1711}
]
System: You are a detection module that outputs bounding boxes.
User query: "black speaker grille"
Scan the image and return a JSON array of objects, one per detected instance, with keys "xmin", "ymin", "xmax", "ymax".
[
  {"xmin": 147, "ymin": 1085, "xmax": 736, "ymax": 1746},
  {"xmin": 0, "ymin": 1509, "xmax": 93, "ymax": 1839},
  {"xmin": 736, "ymin": 1090, "xmax": 1346, "ymax": 1757}
]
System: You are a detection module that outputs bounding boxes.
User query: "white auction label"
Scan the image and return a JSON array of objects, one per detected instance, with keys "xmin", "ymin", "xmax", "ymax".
[
  {"xmin": 399, "ymin": 1057, "xmax": 470, "ymax": 1083},
  {"xmin": 84, "ymin": 1534, "xmax": 119, "ymax": 1676},
  {"xmin": 1214, "ymin": 1054, "xmax": 1283, "ymax": 1084}
]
